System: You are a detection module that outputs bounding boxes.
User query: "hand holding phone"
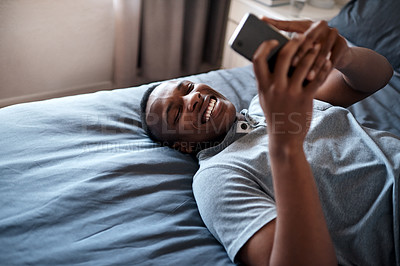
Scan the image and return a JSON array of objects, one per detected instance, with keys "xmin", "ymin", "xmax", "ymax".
[{"xmin": 229, "ymin": 13, "xmax": 289, "ymax": 72}]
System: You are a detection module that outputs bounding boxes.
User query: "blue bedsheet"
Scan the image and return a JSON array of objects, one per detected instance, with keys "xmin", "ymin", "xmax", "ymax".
[
  {"xmin": 348, "ymin": 73, "xmax": 400, "ymax": 137},
  {"xmin": 0, "ymin": 66, "xmax": 256, "ymax": 265}
]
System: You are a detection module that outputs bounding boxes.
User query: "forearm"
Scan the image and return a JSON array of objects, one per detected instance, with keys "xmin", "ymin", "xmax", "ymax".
[
  {"xmin": 268, "ymin": 141, "xmax": 337, "ymax": 266},
  {"xmin": 315, "ymin": 46, "xmax": 394, "ymax": 107},
  {"xmin": 337, "ymin": 46, "xmax": 393, "ymax": 94},
  {"xmin": 250, "ymin": 34, "xmax": 338, "ymax": 266}
]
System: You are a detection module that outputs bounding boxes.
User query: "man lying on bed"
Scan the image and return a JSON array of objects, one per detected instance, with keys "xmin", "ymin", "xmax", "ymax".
[{"xmin": 140, "ymin": 18, "xmax": 398, "ymax": 266}]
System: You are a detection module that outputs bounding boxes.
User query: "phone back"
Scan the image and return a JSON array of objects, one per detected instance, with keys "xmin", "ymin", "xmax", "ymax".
[{"xmin": 229, "ymin": 13, "xmax": 288, "ymax": 62}]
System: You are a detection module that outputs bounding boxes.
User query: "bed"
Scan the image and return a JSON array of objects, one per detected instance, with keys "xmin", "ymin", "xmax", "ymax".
[{"xmin": 1, "ymin": 0, "xmax": 399, "ymax": 265}]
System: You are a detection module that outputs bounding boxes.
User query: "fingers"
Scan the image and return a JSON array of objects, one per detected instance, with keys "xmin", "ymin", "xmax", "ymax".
[
  {"xmin": 292, "ymin": 21, "xmax": 331, "ymax": 67},
  {"xmin": 254, "ymin": 34, "xmax": 307, "ymax": 88},
  {"xmin": 291, "ymin": 43, "xmax": 321, "ymax": 87},
  {"xmin": 291, "ymin": 40, "xmax": 334, "ymax": 94},
  {"xmin": 253, "ymin": 19, "xmax": 340, "ymax": 96},
  {"xmin": 307, "ymin": 27, "xmax": 337, "ymax": 78},
  {"xmin": 261, "ymin": 17, "xmax": 312, "ymax": 33},
  {"xmin": 306, "ymin": 59, "xmax": 333, "ymax": 93},
  {"xmin": 252, "ymin": 40, "xmax": 280, "ymax": 88},
  {"xmin": 273, "ymin": 34, "xmax": 305, "ymax": 84},
  {"xmin": 329, "ymin": 36, "xmax": 347, "ymax": 67},
  {"xmin": 316, "ymin": 60, "xmax": 333, "ymax": 84},
  {"xmin": 260, "ymin": 18, "xmax": 348, "ymax": 74}
]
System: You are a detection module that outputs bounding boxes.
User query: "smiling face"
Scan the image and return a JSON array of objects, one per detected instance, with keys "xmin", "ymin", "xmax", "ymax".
[{"xmin": 145, "ymin": 80, "xmax": 237, "ymax": 150}]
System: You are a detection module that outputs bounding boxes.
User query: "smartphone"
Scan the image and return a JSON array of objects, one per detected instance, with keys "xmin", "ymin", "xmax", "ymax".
[{"xmin": 229, "ymin": 13, "xmax": 289, "ymax": 72}]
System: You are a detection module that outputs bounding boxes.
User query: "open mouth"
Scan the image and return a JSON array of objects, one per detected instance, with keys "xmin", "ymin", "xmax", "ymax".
[{"xmin": 201, "ymin": 96, "xmax": 217, "ymax": 124}]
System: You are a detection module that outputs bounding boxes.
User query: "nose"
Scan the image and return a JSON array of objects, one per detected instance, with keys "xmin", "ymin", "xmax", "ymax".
[{"xmin": 185, "ymin": 91, "xmax": 201, "ymax": 112}]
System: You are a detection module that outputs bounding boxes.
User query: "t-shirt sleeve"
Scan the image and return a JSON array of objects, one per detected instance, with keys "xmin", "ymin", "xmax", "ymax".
[{"xmin": 192, "ymin": 165, "xmax": 277, "ymax": 263}]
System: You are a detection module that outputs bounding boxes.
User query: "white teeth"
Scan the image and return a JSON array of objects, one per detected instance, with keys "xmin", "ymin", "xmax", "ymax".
[{"xmin": 204, "ymin": 99, "xmax": 216, "ymax": 122}]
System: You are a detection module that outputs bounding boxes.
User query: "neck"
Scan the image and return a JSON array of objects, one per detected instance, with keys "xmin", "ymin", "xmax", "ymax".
[{"xmin": 195, "ymin": 114, "xmax": 241, "ymax": 153}]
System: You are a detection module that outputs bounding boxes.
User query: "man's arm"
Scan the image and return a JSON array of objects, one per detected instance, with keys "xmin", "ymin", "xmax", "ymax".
[
  {"xmin": 262, "ymin": 18, "xmax": 393, "ymax": 107},
  {"xmin": 315, "ymin": 46, "xmax": 393, "ymax": 107},
  {"xmin": 237, "ymin": 33, "xmax": 337, "ymax": 265}
]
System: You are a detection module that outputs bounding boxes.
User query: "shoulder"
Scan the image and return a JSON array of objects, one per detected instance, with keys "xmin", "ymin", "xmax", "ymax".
[{"xmin": 193, "ymin": 165, "xmax": 277, "ymax": 262}]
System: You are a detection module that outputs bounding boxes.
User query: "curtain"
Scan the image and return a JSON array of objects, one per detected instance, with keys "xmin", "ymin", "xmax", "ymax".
[
  {"xmin": 113, "ymin": 0, "xmax": 142, "ymax": 88},
  {"xmin": 113, "ymin": 0, "xmax": 230, "ymax": 89}
]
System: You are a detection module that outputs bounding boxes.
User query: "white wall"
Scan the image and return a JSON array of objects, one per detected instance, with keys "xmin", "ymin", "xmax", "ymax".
[{"xmin": 0, "ymin": 0, "xmax": 115, "ymax": 107}]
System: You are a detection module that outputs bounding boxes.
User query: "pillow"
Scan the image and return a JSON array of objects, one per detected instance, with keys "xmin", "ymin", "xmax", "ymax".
[{"xmin": 328, "ymin": 0, "xmax": 400, "ymax": 73}]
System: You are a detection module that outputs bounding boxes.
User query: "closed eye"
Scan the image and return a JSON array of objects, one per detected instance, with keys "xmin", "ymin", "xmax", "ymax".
[
  {"xmin": 187, "ymin": 83, "xmax": 194, "ymax": 94},
  {"xmin": 174, "ymin": 106, "xmax": 182, "ymax": 124}
]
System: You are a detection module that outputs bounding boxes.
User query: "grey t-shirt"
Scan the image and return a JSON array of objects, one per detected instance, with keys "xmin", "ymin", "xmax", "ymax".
[{"xmin": 193, "ymin": 95, "xmax": 400, "ymax": 266}]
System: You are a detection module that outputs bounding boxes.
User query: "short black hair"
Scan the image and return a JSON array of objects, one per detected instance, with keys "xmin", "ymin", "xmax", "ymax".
[{"xmin": 140, "ymin": 83, "xmax": 160, "ymax": 142}]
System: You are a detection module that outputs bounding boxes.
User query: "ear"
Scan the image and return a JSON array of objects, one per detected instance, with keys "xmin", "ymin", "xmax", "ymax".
[{"xmin": 172, "ymin": 141, "xmax": 194, "ymax": 154}]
